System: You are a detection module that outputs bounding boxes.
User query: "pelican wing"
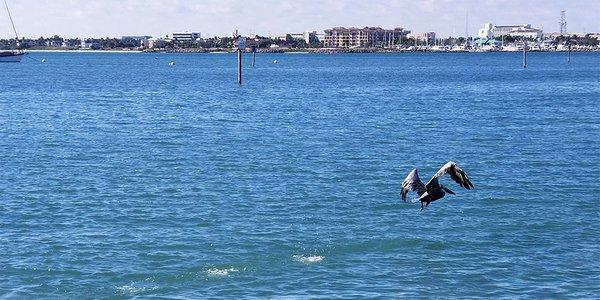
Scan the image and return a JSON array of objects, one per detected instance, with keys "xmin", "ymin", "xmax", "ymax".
[
  {"xmin": 401, "ymin": 169, "xmax": 426, "ymax": 201},
  {"xmin": 429, "ymin": 161, "xmax": 474, "ymax": 190}
]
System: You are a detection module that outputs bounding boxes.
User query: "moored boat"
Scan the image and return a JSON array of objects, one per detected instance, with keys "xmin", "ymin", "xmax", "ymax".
[
  {"xmin": 1, "ymin": 0, "xmax": 24, "ymax": 63},
  {"xmin": 0, "ymin": 50, "xmax": 25, "ymax": 62}
]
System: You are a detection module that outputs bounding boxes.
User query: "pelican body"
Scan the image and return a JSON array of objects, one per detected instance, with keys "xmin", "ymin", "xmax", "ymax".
[{"xmin": 401, "ymin": 162, "xmax": 474, "ymax": 210}]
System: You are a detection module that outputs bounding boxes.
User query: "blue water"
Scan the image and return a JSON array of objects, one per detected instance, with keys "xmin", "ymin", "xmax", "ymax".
[{"xmin": 1, "ymin": 52, "xmax": 599, "ymax": 298}]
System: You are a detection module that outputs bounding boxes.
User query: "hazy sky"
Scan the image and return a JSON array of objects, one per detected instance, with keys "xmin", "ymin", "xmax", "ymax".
[{"xmin": 1, "ymin": 0, "xmax": 598, "ymax": 39}]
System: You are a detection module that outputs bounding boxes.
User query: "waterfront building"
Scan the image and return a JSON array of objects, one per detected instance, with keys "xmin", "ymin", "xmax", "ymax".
[
  {"xmin": 303, "ymin": 31, "xmax": 318, "ymax": 44},
  {"xmin": 407, "ymin": 32, "xmax": 436, "ymax": 44},
  {"xmin": 478, "ymin": 23, "xmax": 493, "ymax": 39},
  {"xmin": 172, "ymin": 32, "xmax": 201, "ymax": 43},
  {"xmin": 271, "ymin": 31, "xmax": 318, "ymax": 44},
  {"xmin": 492, "ymin": 24, "xmax": 542, "ymax": 39},
  {"xmin": 323, "ymin": 27, "xmax": 409, "ymax": 48}
]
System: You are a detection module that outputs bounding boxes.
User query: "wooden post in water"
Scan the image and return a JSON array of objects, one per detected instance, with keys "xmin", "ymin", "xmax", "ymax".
[
  {"xmin": 251, "ymin": 45, "xmax": 256, "ymax": 67},
  {"xmin": 523, "ymin": 42, "xmax": 528, "ymax": 68},
  {"xmin": 237, "ymin": 49, "xmax": 242, "ymax": 84},
  {"xmin": 568, "ymin": 42, "xmax": 571, "ymax": 63},
  {"xmin": 234, "ymin": 32, "xmax": 246, "ymax": 85}
]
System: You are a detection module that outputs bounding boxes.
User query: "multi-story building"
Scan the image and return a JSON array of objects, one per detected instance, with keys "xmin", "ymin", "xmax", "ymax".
[
  {"xmin": 303, "ymin": 31, "xmax": 318, "ymax": 44},
  {"xmin": 492, "ymin": 24, "xmax": 542, "ymax": 39},
  {"xmin": 478, "ymin": 23, "xmax": 494, "ymax": 39},
  {"xmin": 323, "ymin": 27, "xmax": 410, "ymax": 48},
  {"xmin": 407, "ymin": 32, "xmax": 436, "ymax": 43},
  {"xmin": 272, "ymin": 31, "xmax": 319, "ymax": 44},
  {"xmin": 172, "ymin": 32, "xmax": 201, "ymax": 43}
]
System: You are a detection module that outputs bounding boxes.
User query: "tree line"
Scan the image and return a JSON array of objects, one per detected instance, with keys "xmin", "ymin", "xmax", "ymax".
[{"xmin": 0, "ymin": 34, "xmax": 597, "ymax": 50}]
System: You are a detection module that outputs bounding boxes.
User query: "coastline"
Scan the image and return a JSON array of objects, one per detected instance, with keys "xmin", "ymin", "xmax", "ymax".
[
  {"xmin": 25, "ymin": 49, "xmax": 144, "ymax": 53},
  {"xmin": 19, "ymin": 47, "xmax": 600, "ymax": 54}
]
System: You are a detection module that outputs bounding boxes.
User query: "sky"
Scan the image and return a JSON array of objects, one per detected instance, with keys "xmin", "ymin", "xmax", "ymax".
[{"xmin": 1, "ymin": 0, "xmax": 598, "ymax": 39}]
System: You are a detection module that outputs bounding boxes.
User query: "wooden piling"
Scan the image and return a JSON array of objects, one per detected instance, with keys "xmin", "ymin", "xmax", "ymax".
[
  {"xmin": 237, "ymin": 49, "xmax": 242, "ymax": 84},
  {"xmin": 523, "ymin": 43, "xmax": 527, "ymax": 68}
]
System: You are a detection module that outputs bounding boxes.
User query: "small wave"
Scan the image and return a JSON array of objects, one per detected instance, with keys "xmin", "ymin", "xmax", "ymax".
[
  {"xmin": 293, "ymin": 255, "xmax": 325, "ymax": 264},
  {"xmin": 116, "ymin": 284, "xmax": 157, "ymax": 294},
  {"xmin": 206, "ymin": 267, "xmax": 239, "ymax": 277}
]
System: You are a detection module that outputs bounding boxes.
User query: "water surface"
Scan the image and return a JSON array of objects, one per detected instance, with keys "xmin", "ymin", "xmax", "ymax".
[{"xmin": 1, "ymin": 52, "xmax": 599, "ymax": 298}]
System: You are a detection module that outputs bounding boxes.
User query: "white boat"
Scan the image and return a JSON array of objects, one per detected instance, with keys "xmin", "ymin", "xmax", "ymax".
[
  {"xmin": 556, "ymin": 44, "xmax": 568, "ymax": 51},
  {"xmin": 450, "ymin": 45, "xmax": 468, "ymax": 52},
  {"xmin": 430, "ymin": 45, "xmax": 449, "ymax": 52},
  {"xmin": 1, "ymin": 0, "xmax": 24, "ymax": 63},
  {"xmin": 479, "ymin": 45, "xmax": 498, "ymax": 52},
  {"xmin": 502, "ymin": 45, "xmax": 520, "ymax": 52},
  {"xmin": 0, "ymin": 50, "xmax": 25, "ymax": 62}
]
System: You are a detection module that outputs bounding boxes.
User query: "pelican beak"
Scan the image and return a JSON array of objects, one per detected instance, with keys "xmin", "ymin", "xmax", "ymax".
[{"xmin": 443, "ymin": 187, "xmax": 456, "ymax": 195}]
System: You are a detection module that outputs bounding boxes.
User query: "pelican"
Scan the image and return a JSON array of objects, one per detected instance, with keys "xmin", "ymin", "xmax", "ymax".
[{"xmin": 401, "ymin": 162, "xmax": 474, "ymax": 211}]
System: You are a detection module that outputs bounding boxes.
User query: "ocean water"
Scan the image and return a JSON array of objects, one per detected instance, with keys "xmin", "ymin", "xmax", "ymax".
[{"xmin": 1, "ymin": 52, "xmax": 599, "ymax": 298}]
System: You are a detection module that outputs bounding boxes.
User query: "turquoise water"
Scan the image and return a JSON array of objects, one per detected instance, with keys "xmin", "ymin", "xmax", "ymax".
[{"xmin": 1, "ymin": 52, "xmax": 599, "ymax": 298}]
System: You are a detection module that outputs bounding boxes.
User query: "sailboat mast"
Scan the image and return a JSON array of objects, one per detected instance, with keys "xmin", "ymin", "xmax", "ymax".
[
  {"xmin": 4, "ymin": 0, "xmax": 19, "ymax": 40},
  {"xmin": 465, "ymin": 10, "xmax": 469, "ymax": 47}
]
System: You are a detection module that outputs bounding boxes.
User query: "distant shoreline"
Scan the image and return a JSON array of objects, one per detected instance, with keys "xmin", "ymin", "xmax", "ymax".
[
  {"xmin": 18, "ymin": 48, "xmax": 600, "ymax": 54},
  {"xmin": 25, "ymin": 49, "xmax": 143, "ymax": 53}
]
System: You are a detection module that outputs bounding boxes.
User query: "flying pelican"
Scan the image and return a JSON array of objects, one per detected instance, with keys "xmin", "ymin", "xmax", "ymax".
[{"xmin": 401, "ymin": 162, "xmax": 474, "ymax": 211}]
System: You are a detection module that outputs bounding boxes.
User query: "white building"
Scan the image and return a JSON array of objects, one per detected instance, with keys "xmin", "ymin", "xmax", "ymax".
[
  {"xmin": 478, "ymin": 23, "xmax": 493, "ymax": 39},
  {"xmin": 303, "ymin": 31, "xmax": 318, "ymax": 44},
  {"xmin": 508, "ymin": 28, "xmax": 543, "ymax": 39},
  {"xmin": 172, "ymin": 32, "xmax": 201, "ymax": 43},
  {"xmin": 272, "ymin": 31, "xmax": 318, "ymax": 44},
  {"xmin": 407, "ymin": 32, "xmax": 436, "ymax": 43},
  {"xmin": 492, "ymin": 24, "xmax": 542, "ymax": 39}
]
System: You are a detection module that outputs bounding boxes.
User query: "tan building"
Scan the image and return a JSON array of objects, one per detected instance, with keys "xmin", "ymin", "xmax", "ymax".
[{"xmin": 323, "ymin": 27, "xmax": 410, "ymax": 48}]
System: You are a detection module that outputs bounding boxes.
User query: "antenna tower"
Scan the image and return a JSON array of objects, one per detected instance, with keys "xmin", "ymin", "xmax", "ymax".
[{"xmin": 559, "ymin": 11, "xmax": 567, "ymax": 34}]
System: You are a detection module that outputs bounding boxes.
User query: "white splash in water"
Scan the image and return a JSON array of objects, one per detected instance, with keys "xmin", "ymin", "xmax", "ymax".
[
  {"xmin": 293, "ymin": 255, "xmax": 325, "ymax": 264},
  {"xmin": 206, "ymin": 267, "xmax": 239, "ymax": 277},
  {"xmin": 116, "ymin": 284, "xmax": 156, "ymax": 294}
]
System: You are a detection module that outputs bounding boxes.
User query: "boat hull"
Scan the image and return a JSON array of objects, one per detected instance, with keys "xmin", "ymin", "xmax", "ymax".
[{"xmin": 0, "ymin": 52, "xmax": 24, "ymax": 63}]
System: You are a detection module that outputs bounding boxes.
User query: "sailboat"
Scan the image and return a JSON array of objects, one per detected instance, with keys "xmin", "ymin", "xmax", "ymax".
[{"xmin": 1, "ymin": 0, "xmax": 25, "ymax": 63}]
